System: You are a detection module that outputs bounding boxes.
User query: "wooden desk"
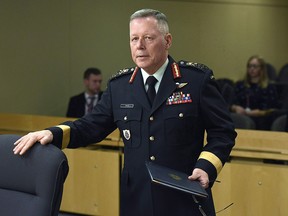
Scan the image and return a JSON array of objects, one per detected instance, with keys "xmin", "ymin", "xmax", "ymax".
[
  {"xmin": 212, "ymin": 129, "xmax": 288, "ymax": 216},
  {"xmin": 61, "ymin": 148, "xmax": 120, "ymax": 215},
  {"xmin": 232, "ymin": 129, "xmax": 288, "ymax": 160}
]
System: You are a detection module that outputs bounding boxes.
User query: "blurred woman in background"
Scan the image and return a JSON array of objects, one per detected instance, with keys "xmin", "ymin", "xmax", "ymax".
[{"xmin": 231, "ymin": 55, "xmax": 280, "ymax": 130}]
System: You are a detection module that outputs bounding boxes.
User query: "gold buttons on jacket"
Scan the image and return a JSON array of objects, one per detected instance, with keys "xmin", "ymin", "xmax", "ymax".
[
  {"xmin": 179, "ymin": 113, "xmax": 184, "ymax": 118},
  {"xmin": 150, "ymin": 156, "xmax": 156, "ymax": 161},
  {"xmin": 149, "ymin": 136, "xmax": 155, "ymax": 141},
  {"xmin": 149, "ymin": 116, "xmax": 154, "ymax": 121},
  {"xmin": 124, "ymin": 116, "xmax": 128, "ymax": 121}
]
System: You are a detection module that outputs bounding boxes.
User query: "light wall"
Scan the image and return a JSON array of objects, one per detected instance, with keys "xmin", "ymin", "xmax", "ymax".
[{"xmin": 0, "ymin": 0, "xmax": 287, "ymax": 116}]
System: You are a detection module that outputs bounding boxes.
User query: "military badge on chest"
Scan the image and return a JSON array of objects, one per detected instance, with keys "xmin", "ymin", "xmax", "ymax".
[
  {"xmin": 123, "ymin": 129, "xmax": 131, "ymax": 140},
  {"xmin": 166, "ymin": 91, "xmax": 192, "ymax": 105}
]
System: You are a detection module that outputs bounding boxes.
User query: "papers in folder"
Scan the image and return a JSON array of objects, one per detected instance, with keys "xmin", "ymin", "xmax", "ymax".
[{"xmin": 146, "ymin": 162, "xmax": 208, "ymax": 198}]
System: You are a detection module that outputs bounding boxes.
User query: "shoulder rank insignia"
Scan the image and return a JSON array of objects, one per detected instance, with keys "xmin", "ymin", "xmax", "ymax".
[
  {"xmin": 110, "ymin": 67, "xmax": 135, "ymax": 81},
  {"xmin": 172, "ymin": 62, "xmax": 181, "ymax": 79},
  {"xmin": 178, "ymin": 60, "xmax": 212, "ymax": 72},
  {"xmin": 129, "ymin": 66, "xmax": 139, "ymax": 83}
]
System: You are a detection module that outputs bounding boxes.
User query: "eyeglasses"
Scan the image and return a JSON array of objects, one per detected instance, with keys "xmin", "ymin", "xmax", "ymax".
[
  {"xmin": 192, "ymin": 195, "xmax": 207, "ymax": 216},
  {"xmin": 216, "ymin": 202, "xmax": 234, "ymax": 214},
  {"xmin": 247, "ymin": 64, "xmax": 261, "ymax": 69},
  {"xmin": 193, "ymin": 194, "xmax": 234, "ymax": 215},
  {"xmin": 192, "ymin": 195, "xmax": 234, "ymax": 215},
  {"xmin": 192, "ymin": 180, "xmax": 234, "ymax": 215}
]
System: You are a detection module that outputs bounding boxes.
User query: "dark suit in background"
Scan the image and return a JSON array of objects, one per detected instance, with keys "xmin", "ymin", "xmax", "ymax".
[
  {"xmin": 66, "ymin": 67, "xmax": 103, "ymax": 118},
  {"xmin": 286, "ymin": 111, "xmax": 288, "ymax": 131},
  {"xmin": 66, "ymin": 92, "xmax": 103, "ymax": 118}
]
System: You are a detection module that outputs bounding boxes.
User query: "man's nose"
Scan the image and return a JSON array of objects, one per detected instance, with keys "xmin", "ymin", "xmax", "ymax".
[{"xmin": 136, "ymin": 38, "xmax": 145, "ymax": 49}]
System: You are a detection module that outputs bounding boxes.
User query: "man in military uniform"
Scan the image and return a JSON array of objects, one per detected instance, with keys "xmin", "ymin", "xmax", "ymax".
[{"xmin": 14, "ymin": 9, "xmax": 237, "ymax": 216}]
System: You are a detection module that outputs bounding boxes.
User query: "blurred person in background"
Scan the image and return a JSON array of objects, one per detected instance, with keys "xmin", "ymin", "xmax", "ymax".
[
  {"xmin": 66, "ymin": 67, "xmax": 103, "ymax": 118},
  {"xmin": 231, "ymin": 55, "xmax": 281, "ymax": 130}
]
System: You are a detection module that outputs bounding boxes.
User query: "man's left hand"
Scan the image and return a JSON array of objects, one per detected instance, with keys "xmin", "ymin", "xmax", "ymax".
[{"xmin": 188, "ymin": 168, "xmax": 209, "ymax": 188}]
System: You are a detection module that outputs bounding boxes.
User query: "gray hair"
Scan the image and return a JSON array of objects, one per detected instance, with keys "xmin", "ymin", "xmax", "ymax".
[{"xmin": 130, "ymin": 9, "xmax": 169, "ymax": 35}]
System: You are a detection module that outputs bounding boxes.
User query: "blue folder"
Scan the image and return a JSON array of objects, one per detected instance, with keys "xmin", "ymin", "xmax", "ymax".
[{"xmin": 146, "ymin": 161, "xmax": 208, "ymax": 198}]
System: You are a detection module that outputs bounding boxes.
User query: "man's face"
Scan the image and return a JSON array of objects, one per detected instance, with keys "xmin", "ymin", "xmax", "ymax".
[
  {"xmin": 84, "ymin": 74, "xmax": 102, "ymax": 95},
  {"xmin": 129, "ymin": 17, "xmax": 172, "ymax": 74}
]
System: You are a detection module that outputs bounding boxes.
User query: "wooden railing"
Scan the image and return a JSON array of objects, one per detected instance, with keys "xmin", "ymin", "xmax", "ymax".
[{"xmin": 0, "ymin": 112, "xmax": 121, "ymax": 146}]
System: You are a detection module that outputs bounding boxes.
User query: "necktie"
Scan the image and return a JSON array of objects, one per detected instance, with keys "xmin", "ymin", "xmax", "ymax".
[
  {"xmin": 146, "ymin": 76, "xmax": 158, "ymax": 106},
  {"xmin": 87, "ymin": 96, "xmax": 95, "ymax": 113}
]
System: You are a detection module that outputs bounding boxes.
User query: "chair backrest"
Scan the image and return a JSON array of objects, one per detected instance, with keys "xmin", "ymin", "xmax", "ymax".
[
  {"xmin": 216, "ymin": 78, "xmax": 235, "ymax": 89},
  {"xmin": 216, "ymin": 78, "xmax": 235, "ymax": 107},
  {"xmin": 0, "ymin": 134, "xmax": 69, "ymax": 216},
  {"xmin": 271, "ymin": 115, "xmax": 287, "ymax": 132},
  {"xmin": 266, "ymin": 63, "xmax": 277, "ymax": 81},
  {"xmin": 230, "ymin": 113, "xmax": 256, "ymax": 129},
  {"xmin": 278, "ymin": 63, "xmax": 288, "ymax": 84}
]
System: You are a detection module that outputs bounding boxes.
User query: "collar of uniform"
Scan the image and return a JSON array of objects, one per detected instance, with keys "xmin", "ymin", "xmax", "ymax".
[{"xmin": 141, "ymin": 58, "xmax": 168, "ymax": 92}]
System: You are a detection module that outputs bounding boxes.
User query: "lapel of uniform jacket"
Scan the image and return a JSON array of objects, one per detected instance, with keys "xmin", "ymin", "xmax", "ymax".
[
  {"xmin": 80, "ymin": 93, "xmax": 86, "ymax": 116},
  {"xmin": 130, "ymin": 69, "xmax": 151, "ymax": 111},
  {"xmin": 151, "ymin": 58, "xmax": 178, "ymax": 113}
]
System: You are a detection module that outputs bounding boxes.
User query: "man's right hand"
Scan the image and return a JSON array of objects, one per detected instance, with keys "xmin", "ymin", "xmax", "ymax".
[{"xmin": 13, "ymin": 130, "xmax": 53, "ymax": 155}]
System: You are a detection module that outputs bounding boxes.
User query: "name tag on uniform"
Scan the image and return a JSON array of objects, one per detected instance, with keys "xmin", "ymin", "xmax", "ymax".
[{"xmin": 120, "ymin": 104, "xmax": 134, "ymax": 109}]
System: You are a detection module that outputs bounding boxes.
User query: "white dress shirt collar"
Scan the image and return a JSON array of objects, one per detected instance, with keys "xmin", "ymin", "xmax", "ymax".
[{"xmin": 141, "ymin": 58, "xmax": 169, "ymax": 93}]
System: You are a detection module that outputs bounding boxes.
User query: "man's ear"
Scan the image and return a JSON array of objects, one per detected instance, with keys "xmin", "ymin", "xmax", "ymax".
[
  {"xmin": 165, "ymin": 33, "xmax": 172, "ymax": 49},
  {"xmin": 83, "ymin": 79, "xmax": 89, "ymax": 87}
]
